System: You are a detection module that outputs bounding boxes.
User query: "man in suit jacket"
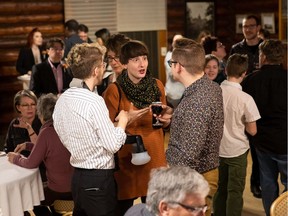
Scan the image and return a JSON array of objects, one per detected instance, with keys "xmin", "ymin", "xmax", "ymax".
[{"xmin": 30, "ymin": 38, "xmax": 73, "ymax": 98}]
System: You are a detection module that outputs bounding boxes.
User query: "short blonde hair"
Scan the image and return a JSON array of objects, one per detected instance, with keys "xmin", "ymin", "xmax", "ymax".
[{"xmin": 66, "ymin": 42, "xmax": 106, "ymax": 79}]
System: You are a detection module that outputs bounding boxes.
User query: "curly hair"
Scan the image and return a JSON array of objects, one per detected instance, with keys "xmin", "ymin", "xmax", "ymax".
[{"xmin": 66, "ymin": 43, "xmax": 106, "ymax": 79}]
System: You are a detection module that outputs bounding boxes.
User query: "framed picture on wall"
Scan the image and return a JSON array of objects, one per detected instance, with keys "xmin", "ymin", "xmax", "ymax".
[
  {"xmin": 236, "ymin": 14, "xmax": 247, "ymax": 34},
  {"xmin": 261, "ymin": 13, "xmax": 275, "ymax": 34},
  {"xmin": 185, "ymin": 0, "xmax": 214, "ymax": 41}
]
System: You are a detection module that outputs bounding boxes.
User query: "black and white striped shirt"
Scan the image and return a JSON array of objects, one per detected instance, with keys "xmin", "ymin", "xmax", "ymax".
[{"xmin": 53, "ymin": 87, "xmax": 126, "ymax": 169}]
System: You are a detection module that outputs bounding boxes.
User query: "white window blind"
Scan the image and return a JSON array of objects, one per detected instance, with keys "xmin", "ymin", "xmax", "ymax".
[
  {"xmin": 64, "ymin": 0, "xmax": 117, "ymax": 41},
  {"xmin": 64, "ymin": 0, "xmax": 166, "ymax": 37},
  {"xmin": 117, "ymin": 0, "xmax": 166, "ymax": 32}
]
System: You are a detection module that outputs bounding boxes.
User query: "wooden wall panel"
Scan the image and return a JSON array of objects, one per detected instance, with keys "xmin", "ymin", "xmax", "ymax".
[
  {"xmin": 0, "ymin": 0, "xmax": 64, "ymax": 142},
  {"xmin": 167, "ymin": 0, "xmax": 280, "ymax": 53}
]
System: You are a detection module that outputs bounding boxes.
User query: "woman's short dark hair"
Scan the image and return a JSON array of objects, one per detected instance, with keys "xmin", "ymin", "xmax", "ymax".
[
  {"xmin": 119, "ymin": 40, "xmax": 149, "ymax": 65},
  {"xmin": 106, "ymin": 34, "xmax": 131, "ymax": 56}
]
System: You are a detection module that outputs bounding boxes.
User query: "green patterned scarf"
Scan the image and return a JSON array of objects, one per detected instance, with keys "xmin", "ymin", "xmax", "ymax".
[{"xmin": 116, "ymin": 70, "xmax": 161, "ymax": 109}]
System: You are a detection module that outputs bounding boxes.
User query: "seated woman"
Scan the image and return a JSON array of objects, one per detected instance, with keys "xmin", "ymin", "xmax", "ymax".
[
  {"xmin": 7, "ymin": 93, "xmax": 74, "ymax": 215},
  {"xmin": 4, "ymin": 89, "xmax": 41, "ymax": 155}
]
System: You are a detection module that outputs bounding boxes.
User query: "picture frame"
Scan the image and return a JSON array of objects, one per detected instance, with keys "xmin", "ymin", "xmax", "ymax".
[
  {"xmin": 235, "ymin": 14, "xmax": 247, "ymax": 34},
  {"xmin": 185, "ymin": 0, "xmax": 214, "ymax": 41},
  {"xmin": 261, "ymin": 13, "xmax": 275, "ymax": 34}
]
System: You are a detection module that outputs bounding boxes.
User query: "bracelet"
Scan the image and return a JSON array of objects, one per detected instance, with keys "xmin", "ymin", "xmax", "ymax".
[{"xmin": 29, "ymin": 132, "xmax": 35, "ymax": 136}]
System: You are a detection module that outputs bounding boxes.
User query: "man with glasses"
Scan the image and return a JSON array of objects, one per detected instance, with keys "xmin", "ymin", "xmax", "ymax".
[
  {"xmin": 230, "ymin": 15, "xmax": 263, "ymax": 199},
  {"xmin": 230, "ymin": 15, "xmax": 262, "ymax": 75},
  {"xmin": 125, "ymin": 166, "xmax": 210, "ymax": 216},
  {"xmin": 30, "ymin": 38, "xmax": 73, "ymax": 97},
  {"xmin": 164, "ymin": 38, "xmax": 224, "ymax": 216}
]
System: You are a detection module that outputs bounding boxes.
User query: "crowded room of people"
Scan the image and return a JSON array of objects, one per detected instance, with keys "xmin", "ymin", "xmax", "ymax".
[{"xmin": 0, "ymin": 0, "xmax": 286, "ymax": 216}]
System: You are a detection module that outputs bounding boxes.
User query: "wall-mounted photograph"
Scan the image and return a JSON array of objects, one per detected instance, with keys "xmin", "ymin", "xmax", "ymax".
[
  {"xmin": 261, "ymin": 13, "xmax": 275, "ymax": 33},
  {"xmin": 186, "ymin": 1, "xmax": 214, "ymax": 41},
  {"xmin": 236, "ymin": 14, "xmax": 247, "ymax": 34}
]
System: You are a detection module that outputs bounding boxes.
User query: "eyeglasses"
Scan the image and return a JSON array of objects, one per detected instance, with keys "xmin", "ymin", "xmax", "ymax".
[
  {"xmin": 170, "ymin": 202, "xmax": 208, "ymax": 214},
  {"xmin": 107, "ymin": 56, "xmax": 120, "ymax": 62},
  {"xmin": 50, "ymin": 47, "xmax": 64, "ymax": 52},
  {"xmin": 167, "ymin": 60, "xmax": 184, "ymax": 68},
  {"xmin": 242, "ymin": 24, "xmax": 257, "ymax": 30},
  {"xmin": 20, "ymin": 103, "xmax": 36, "ymax": 109},
  {"xmin": 217, "ymin": 42, "xmax": 224, "ymax": 49},
  {"xmin": 99, "ymin": 62, "xmax": 107, "ymax": 69}
]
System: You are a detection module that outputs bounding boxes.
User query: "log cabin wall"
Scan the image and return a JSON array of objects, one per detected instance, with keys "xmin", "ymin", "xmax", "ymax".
[
  {"xmin": 0, "ymin": 0, "xmax": 64, "ymax": 147},
  {"xmin": 167, "ymin": 0, "xmax": 280, "ymax": 53}
]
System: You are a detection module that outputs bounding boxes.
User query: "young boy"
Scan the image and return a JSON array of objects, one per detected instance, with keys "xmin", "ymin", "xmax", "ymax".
[{"xmin": 213, "ymin": 53, "xmax": 261, "ymax": 216}]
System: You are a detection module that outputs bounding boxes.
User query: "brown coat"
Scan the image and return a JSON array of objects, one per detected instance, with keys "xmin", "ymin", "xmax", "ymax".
[{"xmin": 103, "ymin": 79, "xmax": 167, "ymax": 200}]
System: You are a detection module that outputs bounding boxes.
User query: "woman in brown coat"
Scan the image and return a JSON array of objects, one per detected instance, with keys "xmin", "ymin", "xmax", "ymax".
[{"xmin": 104, "ymin": 40, "xmax": 170, "ymax": 215}]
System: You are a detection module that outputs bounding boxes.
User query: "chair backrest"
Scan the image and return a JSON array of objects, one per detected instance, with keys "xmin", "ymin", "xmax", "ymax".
[
  {"xmin": 270, "ymin": 191, "xmax": 288, "ymax": 216},
  {"xmin": 53, "ymin": 200, "xmax": 74, "ymax": 215}
]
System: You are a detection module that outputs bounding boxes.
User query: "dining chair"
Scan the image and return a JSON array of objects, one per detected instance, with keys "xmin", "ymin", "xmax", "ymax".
[
  {"xmin": 270, "ymin": 191, "xmax": 288, "ymax": 216},
  {"xmin": 52, "ymin": 200, "xmax": 74, "ymax": 216}
]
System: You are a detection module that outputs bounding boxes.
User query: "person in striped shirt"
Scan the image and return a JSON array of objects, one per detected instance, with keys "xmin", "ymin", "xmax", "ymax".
[{"xmin": 53, "ymin": 42, "xmax": 129, "ymax": 216}]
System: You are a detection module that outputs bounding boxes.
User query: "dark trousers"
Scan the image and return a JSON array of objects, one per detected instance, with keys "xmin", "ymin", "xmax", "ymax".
[
  {"xmin": 72, "ymin": 168, "xmax": 117, "ymax": 216},
  {"xmin": 249, "ymin": 139, "xmax": 260, "ymax": 187}
]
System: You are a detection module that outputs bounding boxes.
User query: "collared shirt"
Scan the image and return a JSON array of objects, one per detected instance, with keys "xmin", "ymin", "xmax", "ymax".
[
  {"xmin": 166, "ymin": 75, "xmax": 224, "ymax": 173},
  {"xmin": 220, "ymin": 80, "xmax": 261, "ymax": 158},
  {"xmin": 53, "ymin": 87, "xmax": 126, "ymax": 169},
  {"xmin": 48, "ymin": 58, "xmax": 63, "ymax": 93}
]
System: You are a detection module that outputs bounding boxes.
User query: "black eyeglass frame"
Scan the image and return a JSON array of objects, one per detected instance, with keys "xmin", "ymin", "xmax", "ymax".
[{"xmin": 169, "ymin": 202, "xmax": 208, "ymax": 213}]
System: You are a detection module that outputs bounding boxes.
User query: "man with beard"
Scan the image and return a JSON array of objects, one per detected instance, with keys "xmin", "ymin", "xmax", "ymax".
[{"xmin": 230, "ymin": 15, "xmax": 262, "ymax": 75}]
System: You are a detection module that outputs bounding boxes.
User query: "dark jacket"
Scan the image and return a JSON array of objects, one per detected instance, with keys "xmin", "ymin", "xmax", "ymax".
[
  {"xmin": 16, "ymin": 46, "xmax": 46, "ymax": 75},
  {"xmin": 30, "ymin": 60, "xmax": 73, "ymax": 97},
  {"xmin": 4, "ymin": 116, "xmax": 42, "ymax": 154},
  {"xmin": 230, "ymin": 39, "xmax": 263, "ymax": 74},
  {"xmin": 242, "ymin": 65, "xmax": 287, "ymax": 154},
  {"xmin": 64, "ymin": 34, "xmax": 84, "ymax": 58}
]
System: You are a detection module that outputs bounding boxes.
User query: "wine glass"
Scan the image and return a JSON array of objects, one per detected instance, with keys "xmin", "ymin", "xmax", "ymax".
[{"xmin": 151, "ymin": 101, "xmax": 163, "ymax": 128}]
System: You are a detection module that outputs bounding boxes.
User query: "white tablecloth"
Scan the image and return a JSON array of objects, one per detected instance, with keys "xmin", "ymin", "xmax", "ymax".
[{"xmin": 0, "ymin": 156, "xmax": 44, "ymax": 216}]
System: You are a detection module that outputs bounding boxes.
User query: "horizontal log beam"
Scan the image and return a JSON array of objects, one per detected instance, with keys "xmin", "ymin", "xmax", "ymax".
[
  {"xmin": 0, "ymin": 14, "xmax": 63, "ymax": 24},
  {"xmin": 0, "ymin": 24, "xmax": 64, "ymax": 36},
  {"xmin": 0, "ymin": 2, "xmax": 63, "ymax": 15}
]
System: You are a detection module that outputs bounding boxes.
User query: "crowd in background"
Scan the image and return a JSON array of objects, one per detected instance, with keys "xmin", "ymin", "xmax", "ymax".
[{"xmin": 2, "ymin": 14, "xmax": 287, "ymax": 216}]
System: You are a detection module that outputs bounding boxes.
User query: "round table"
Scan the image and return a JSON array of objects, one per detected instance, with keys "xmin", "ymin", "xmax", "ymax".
[{"xmin": 0, "ymin": 155, "xmax": 44, "ymax": 216}]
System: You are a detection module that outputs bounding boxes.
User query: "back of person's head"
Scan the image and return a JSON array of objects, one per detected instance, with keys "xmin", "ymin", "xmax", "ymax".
[
  {"xmin": 37, "ymin": 93, "xmax": 57, "ymax": 122},
  {"xmin": 95, "ymin": 28, "xmax": 110, "ymax": 45},
  {"xmin": 46, "ymin": 37, "xmax": 65, "ymax": 49},
  {"xmin": 172, "ymin": 38, "xmax": 205, "ymax": 74},
  {"xmin": 119, "ymin": 40, "xmax": 149, "ymax": 65},
  {"xmin": 146, "ymin": 166, "xmax": 209, "ymax": 215},
  {"xmin": 106, "ymin": 34, "xmax": 130, "ymax": 56},
  {"xmin": 201, "ymin": 36, "xmax": 218, "ymax": 54},
  {"xmin": 259, "ymin": 39, "xmax": 284, "ymax": 64},
  {"xmin": 66, "ymin": 43, "xmax": 106, "ymax": 79},
  {"xmin": 78, "ymin": 24, "xmax": 89, "ymax": 33},
  {"xmin": 64, "ymin": 19, "xmax": 79, "ymax": 32},
  {"xmin": 258, "ymin": 28, "xmax": 270, "ymax": 40},
  {"xmin": 226, "ymin": 54, "xmax": 248, "ymax": 78},
  {"xmin": 205, "ymin": 54, "xmax": 220, "ymax": 67},
  {"xmin": 14, "ymin": 90, "xmax": 37, "ymax": 114},
  {"xmin": 172, "ymin": 34, "xmax": 183, "ymax": 49},
  {"xmin": 26, "ymin": 27, "xmax": 41, "ymax": 47},
  {"xmin": 244, "ymin": 15, "xmax": 261, "ymax": 26}
]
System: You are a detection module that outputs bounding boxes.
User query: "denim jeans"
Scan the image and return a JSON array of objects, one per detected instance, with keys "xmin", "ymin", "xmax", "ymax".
[{"xmin": 256, "ymin": 148, "xmax": 287, "ymax": 216}]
